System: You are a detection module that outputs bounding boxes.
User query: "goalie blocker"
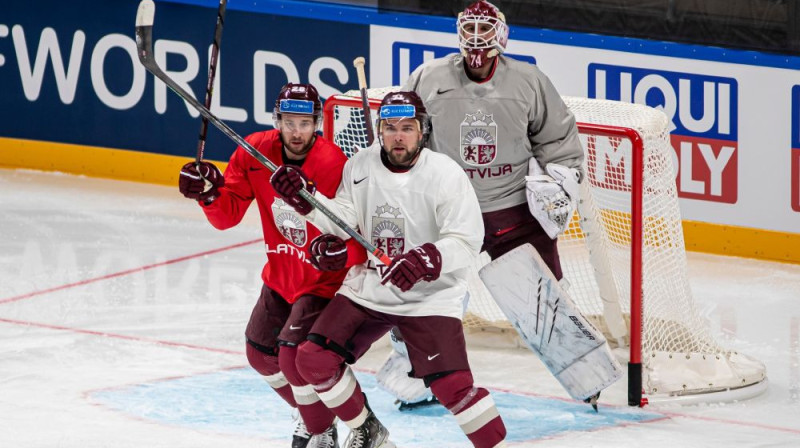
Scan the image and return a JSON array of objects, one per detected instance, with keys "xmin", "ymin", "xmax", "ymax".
[{"xmin": 479, "ymin": 243, "xmax": 622, "ymax": 401}]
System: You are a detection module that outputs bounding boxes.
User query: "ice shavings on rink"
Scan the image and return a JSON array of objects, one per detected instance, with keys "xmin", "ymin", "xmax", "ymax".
[{"xmin": 89, "ymin": 368, "xmax": 664, "ymax": 446}]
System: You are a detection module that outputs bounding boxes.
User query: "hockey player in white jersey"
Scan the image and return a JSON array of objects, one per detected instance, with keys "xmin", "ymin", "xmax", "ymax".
[
  {"xmin": 270, "ymin": 91, "xmax": 508, "ymax": 448},
  {"xmin": 381, "ymin": 0, "xmax": 619, "ymax": 411}
]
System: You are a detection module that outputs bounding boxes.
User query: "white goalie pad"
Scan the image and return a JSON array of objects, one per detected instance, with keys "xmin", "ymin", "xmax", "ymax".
[
  {"xmin": 478, "ymin": 243, "xmax": 623, "ymax": 400},
  {"xmin": 375, "ymin": 349, "xmax": 434, "ymax": 404}
]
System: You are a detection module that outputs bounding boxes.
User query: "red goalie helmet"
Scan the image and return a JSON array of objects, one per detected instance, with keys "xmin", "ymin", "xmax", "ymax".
[
  {"xmin": 273, "ymin": 83, "xmax": 323, "ymax": 127},
  {"xmin": 377, "ymin": 91, "xmax": 431, "ymax": 147},
  {"xmin": 457, "ymin": 0, "xmax": 509, "ymax": 69}
]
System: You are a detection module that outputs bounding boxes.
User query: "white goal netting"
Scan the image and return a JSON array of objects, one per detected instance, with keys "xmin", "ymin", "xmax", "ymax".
[{"xmin": 323, "ymin": 88, "xmax": 766, "ymax": 403}]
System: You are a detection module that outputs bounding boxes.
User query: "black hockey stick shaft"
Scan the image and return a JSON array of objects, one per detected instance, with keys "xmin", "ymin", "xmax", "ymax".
[
  {"xmin": 353, "ymin": 57, "xmax": 375, "ymax": 146},
  {"xmin": 195, "ymin": 0, "xmax": 227, "ymax": 163},
  {"xmin": 135, "ymin": 0, "xmax": 391, "ymax": 266}
]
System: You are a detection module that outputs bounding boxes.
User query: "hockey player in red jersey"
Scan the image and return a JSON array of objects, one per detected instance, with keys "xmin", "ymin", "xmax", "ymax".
[
  {"xmin": 179, "ymin": 83, "xmax": 365, "ymax": 448},
  {"xmin": 270, "ymin": 91, "xmax": 508, "ymax": 448}
]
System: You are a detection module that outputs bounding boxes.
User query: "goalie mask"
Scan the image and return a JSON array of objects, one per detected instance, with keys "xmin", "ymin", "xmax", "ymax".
[
  {"xmin": 272, "ymin": 83, "xmax": 323, "ymax": 130},
  {"xmin": 377, "ymin": 91, "xmax": 431, "ymax": 150},
  {"xmin": 457, "ymin": 0, "xmax": 509, "ymax": 69}
]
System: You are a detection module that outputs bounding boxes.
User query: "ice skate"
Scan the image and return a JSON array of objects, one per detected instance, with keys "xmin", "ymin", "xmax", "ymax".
[
  {"xmin": 308, "ymin": 424, "xmax": 339, "ymax": 448},
  {"xmin": 343, "ymin": 412, "xmax": 394, "ymax": 448},
  {"xmin": 584, "ymin": 391, "xmax": 601, "ymax": 412},
  {"xmin": 293, "ymin": 420, "xmax": 339, "ymax": 448},
  {"xmin": 292, "ymin": 420, "xmax": 313, "ymax": 448}
]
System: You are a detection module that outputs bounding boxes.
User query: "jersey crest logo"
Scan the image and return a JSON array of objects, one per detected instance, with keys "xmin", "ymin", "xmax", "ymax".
[
  {"xmin": 371, "ymin": 203, "xmax": 405, "ymax": 262},
  {"xmin": 272, "ymin": 198, "xmax": 308, "ymax": 247},
  {"xmin": 460, "ymin": 110, "xmax": 497, "ymax": 166}
]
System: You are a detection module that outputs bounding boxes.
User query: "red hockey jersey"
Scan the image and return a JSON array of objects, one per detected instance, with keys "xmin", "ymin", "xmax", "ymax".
[{"xmin": 200, "ymin": 129, "xmax": 366, "ymax": 304}]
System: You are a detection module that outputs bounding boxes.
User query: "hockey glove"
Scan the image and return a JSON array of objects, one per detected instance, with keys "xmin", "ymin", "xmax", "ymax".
[
  {"xmin": 380, "ymin": 243, "xmax": 442, "ymax": 292},
  {"xmin": 309, "ymin": 233, "xmax": 348, "ymax": 271},
  {"xmin": 179, "ymin": 161, "xmax": 224, "ymax": 204},
  {"xmin": 525, "ymin": 160, "xmax": 581, "ymax": 239},
  {"xmin": 269, "ymin": 165, "xmax": 316, "ymax": 215}
]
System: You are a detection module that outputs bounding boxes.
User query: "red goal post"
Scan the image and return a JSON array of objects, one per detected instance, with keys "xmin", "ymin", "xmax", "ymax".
[{"xmin": 322, "ymin": 88, "xmax": 767, "ymax": 406}]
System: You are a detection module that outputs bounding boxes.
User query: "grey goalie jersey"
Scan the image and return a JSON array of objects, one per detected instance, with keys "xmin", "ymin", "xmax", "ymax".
[{"xmin": 403, "ymin": 54, "xmax": 584, "ymax": 213}]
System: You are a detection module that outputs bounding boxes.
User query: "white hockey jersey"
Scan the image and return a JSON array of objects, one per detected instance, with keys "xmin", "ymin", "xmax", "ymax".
[{"xmin": 306, "ymin": 146, "xmax": 484, "ymax": 319}]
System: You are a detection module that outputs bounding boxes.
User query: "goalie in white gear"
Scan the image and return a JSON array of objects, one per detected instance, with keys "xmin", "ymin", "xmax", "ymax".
[{"xmin": 378, "ymin": 0, "xmax": 606, "ymax": 411}]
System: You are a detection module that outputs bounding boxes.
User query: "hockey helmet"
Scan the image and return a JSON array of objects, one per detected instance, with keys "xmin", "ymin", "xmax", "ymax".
[
  {"xmin": 377, "ymin": 91, "xmax": 431, "ymax": 148},
  {"xmin": 457, "ymin": 0, "xmax": 509, "ymax": 69},
  {"xmin": 273, "ymin": 83, "xmax": 323, "ymax": 128}
]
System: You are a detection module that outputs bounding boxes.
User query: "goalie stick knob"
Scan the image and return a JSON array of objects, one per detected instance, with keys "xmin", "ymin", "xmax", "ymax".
[
  {"xmin": 353, "ymin": 57, "xmax": 368, "ymax": 89},
  {"xmin": 136, "ymin": 0, "xmax": 156, "ymax": 27}
]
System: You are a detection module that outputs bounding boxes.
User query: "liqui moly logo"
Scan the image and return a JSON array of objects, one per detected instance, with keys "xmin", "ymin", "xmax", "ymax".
[
  {"xmin": 392, "ymin": 42, "xmax": 536, "ymax": 86},
  {"xmin": 792, "ymin": 85, "xmax": 800, "ymax": 212},
  {"xmin": 588, "ymin": 64, "xmax": 739, "ymax": 203}
]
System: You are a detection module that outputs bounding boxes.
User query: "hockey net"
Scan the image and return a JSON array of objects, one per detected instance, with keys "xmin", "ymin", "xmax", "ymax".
[{"xmin": 322, "ymin": 88, "xmax": 766, "ymax": 405}]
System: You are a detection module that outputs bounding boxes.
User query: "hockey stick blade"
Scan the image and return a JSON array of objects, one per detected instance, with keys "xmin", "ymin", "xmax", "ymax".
[{"xmin": 134, "ymin": 0, "xmax": 391, "ymax": 266}]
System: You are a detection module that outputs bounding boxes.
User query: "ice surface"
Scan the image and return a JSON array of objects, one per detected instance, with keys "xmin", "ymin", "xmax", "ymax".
[{"xmin": 1, "ymin": 169, "xmax": 799, "ymax": 447}]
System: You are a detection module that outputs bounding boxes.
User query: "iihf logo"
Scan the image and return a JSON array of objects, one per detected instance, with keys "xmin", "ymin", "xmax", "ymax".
[
  {"xmin": 371, "ymin": 203, "xmax": 405, "ymax": 261},
  {"xmin": 272, "ymin": 198, "xmax": 307, "ymax": 246},
  {"xmin": 460, "ymin": 110, "xmax": 497, "ymax": 166}
]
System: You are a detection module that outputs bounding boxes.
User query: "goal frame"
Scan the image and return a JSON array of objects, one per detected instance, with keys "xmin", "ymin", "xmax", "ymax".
[
  {"xmin": 322, "ymin": 92, "xmax": 767, "ymax": 407},
  {"xmin": 324, "ymin": 95, "xmax": 648, "ymax": 406}
]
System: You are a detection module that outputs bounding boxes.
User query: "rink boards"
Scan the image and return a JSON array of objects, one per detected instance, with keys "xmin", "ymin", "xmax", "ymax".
[{"xmin": 0, "ymin": 0, "xmax": 798, "ymax": 262}]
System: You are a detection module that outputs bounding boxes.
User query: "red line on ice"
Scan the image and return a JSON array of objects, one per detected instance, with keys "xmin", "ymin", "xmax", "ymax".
[
  {"xmin": 0, "ymin": 317, "xmax": 242, "ymax": 355},
  {"xmin": 0, "ymin": 238, "xmax": 262, "ymax": 305}
]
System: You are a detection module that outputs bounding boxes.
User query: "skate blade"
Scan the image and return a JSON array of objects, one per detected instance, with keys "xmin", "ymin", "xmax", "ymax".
[
  {"xmin": 584, "ymin": 391, "xmax": 600, "ymax": 412},
  {"xmin": 397, "ymin": 396, "xmax": 440, "ymax": 412}
]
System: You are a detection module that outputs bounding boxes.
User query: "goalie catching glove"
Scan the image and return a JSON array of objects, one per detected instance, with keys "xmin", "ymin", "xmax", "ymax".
[
  {"xmin": 269, "ymin": 165, "xmax": 316, "ymax": 215},
  {"xmin": 308, "ymin": 233, "xmax": 348, "ymax": 271},
  {"xmin": 179, "ymin": 161, "xmax": 224, "ymax": 204},
  {"xmin": 380, "ymin": 243, "xmax": 442, "ymax": 292},
  {"xmin": 525, "ymin": 160, "xmax": 581, "ymax": 239}
]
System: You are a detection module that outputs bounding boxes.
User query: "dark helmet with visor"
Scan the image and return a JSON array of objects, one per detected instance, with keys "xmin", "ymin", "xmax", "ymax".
[
  {"xmin": 377, "ymin": 91, "xmax": 431, "ymax": 148},
  {"xmin": 273, "ymin": 83, "xmax": 323, "ymax": 129}
]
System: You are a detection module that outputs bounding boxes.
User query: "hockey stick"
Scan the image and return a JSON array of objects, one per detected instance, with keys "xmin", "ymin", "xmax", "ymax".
[
  {"xmin": 135, "ymin": 0, "xmax": 392, "ymax": 266},
  {"xmin": 353, "ymin": 57, "xmax": 374, "ymax": 147},
  {"xmin": 195, "ymin": 0, "xmax": 227, "ymax": 163}
]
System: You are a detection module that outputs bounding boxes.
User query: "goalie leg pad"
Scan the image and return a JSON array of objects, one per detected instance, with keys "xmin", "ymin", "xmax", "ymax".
[
  {"xmin": 376, "ymin": 348, "xmax": 434, "ymax": 404},
  {"xmin": 478, "ymin": 243, "xmax": 623, "ymax": 400}
]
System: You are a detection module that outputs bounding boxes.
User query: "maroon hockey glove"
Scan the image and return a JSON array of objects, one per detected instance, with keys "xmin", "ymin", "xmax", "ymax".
[
  {"xmin": 179, "ymin": 161, "xmax": 224, "ymax": 204},
  {"xmin": 309, "ymin": 233, "xmax": 348, "ymax": 271},
  {"xmin": 380, "ymin": 243, "xmax": 442, "ymax": 292},
  {"xmin": 269, "ymin": 165, "xmax": 316, "ymax": 215}
]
